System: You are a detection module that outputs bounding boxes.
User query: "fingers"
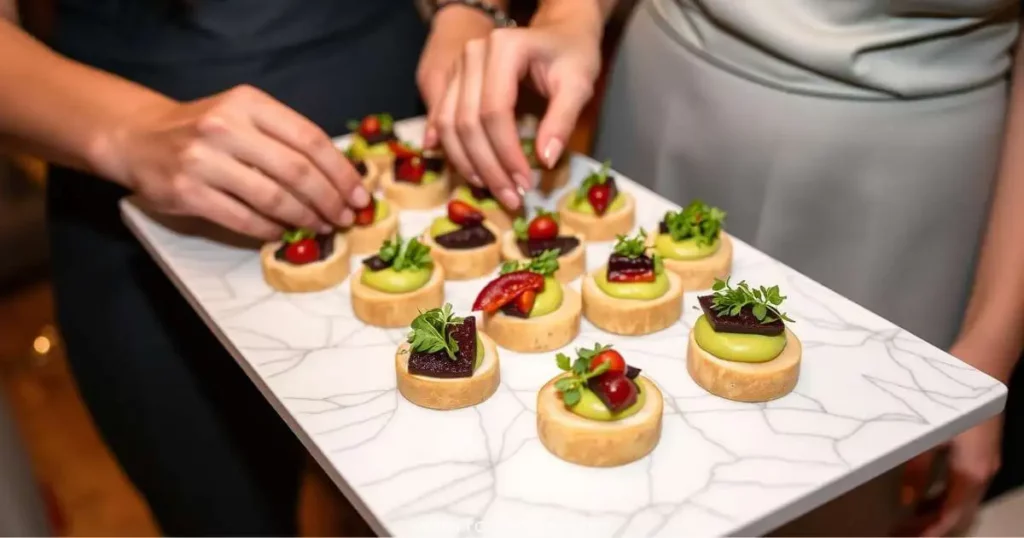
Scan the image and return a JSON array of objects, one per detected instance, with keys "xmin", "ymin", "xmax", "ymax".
[
  {"xmin": 480, "ymin": 29, "xmax": 534, "ymax": 189},
  {"xmin": 236, "ymin": 86, "xmax": 368, "ymax": 209},
  {"xmin": 419, "ymin": 67, "xmax": 449, "ymax": 149},
  {"xmin": 435, "ymin": 61, "xmax": 479, "ymax": 187},
  {"xmin": 536, "ymin": 69, "xmax": 593, "ymax": 168},
  {"xmin": 901, "ymin": 449, "xmax": 938, "ymax": 507},
  {"xmin": 457, "ymin": 39, "xmax": 521, "ymax": 209},
  {"xmin": 921, "ymin": 467, "xmax": 979, "ymax": 537},
  {"xmin": 187, "ymin": 141, "xmax": 333, "ymax": 233},
  {"xmin": 184, "ymin": 183, "xmax": 284, "ymax": 240},
  {"xmin": 197, "ymin": 115, "xmax": 352, "ymax": 227}
]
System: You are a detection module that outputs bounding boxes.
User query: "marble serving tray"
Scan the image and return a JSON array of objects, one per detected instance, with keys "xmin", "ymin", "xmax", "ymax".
[{"xmin": 121, "ymin": 117, "xmax": 1006, "ymax": 537}]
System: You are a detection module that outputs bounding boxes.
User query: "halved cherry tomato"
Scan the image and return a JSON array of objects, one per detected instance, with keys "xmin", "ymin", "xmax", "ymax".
[
  {"xmin": 388, "ymin": 140, "xmax": 419, "ymax": 159},
  {"xmin": 528, "ymin": 215, "xmax": 559, "ymax": 240},
  {"xmin": 514, "ymin": 289, "xmax": 537, "ymax": 316},
  {"xmin": 448, "ymin": 200, "xmax": 484, "ymax": 226},
  {"xmin": 285, "ymin": 238, "xmax": 320, "ymax": 265},
  {"xmin": 589, "ymin": 348, "xmax": 626, "ymax": 377},
  {"xmin": 588, "ymin": 184, "xmax": 612, "ymax": 216},
  {"xmin": 360, "ymin": 115, "xmax": 380, "ymax": 136},
  {"xmin": 353, "ymin": 198, "xmax": 376, "ymax": 226}
]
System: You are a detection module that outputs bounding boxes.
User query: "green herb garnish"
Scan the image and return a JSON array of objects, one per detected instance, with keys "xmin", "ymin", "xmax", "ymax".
[
  {"xmin": 663, "ymin": 200, "xmax": 726, "ymax": 246},
  {"xmin": 573, "ymin": 160, "xmax": 613, "ymax": 203},
  {"xmin": 407, "ymin": 303, "xmax": 464, "ymax": 360},
  {"xmin": 512, "ymin": 208, "xmax": 558, "ymax": 241},
  {"xmin": 282, "ymin": 228, "xmax": 315, "ymax": 244},
  {"xmin": 553, "ymin": 343, "xmax": 615, "ymax": 406},
  {"xmin": 378, "ymin": 234, "xmax": 432, "ymax": 272},
  {"xmin": 500, "ymin": 249, "xmax": 560, "ymax": 277},
  {"xmin": 710, "ymin": 277, "xmax": 794, "ymax": 324}
]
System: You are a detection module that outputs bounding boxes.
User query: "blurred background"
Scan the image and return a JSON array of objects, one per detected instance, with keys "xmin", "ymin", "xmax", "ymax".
[{"xmin": 1, "ymin": 0, "xmax": 1021, "ymax": 536}]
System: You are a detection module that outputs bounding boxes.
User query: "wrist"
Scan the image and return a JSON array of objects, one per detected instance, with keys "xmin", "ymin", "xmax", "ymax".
[
  {"xmin": 431, "ymin": 4, "xmax": 498, "ymax": 32},
  {"xmin": 86, "ymin": 95, "xmax": 175, "ymax": 189},
  {"xmin": 531, "ymin": 1, "xmax": 604, "ymax": 42}
]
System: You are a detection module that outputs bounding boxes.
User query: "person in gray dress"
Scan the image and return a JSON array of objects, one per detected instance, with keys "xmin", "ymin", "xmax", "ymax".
[{"xmin": 423, "ymin": 0, "xmax": 1024, "ymax": 534}]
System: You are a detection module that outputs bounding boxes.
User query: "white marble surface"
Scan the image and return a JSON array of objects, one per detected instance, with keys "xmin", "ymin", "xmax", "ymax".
[{"xmin": 121, "ymin": 117, "xmax": 1006, "ymax": 537}]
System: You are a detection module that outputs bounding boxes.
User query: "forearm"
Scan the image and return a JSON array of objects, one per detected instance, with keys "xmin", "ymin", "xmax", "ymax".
[
  {"xmin": 0, "ymin": 18, "xmax": 173, "ymax": 184},
  {"xmin": 956, "ymin": 45, "xmax": 1024, "ymax": 381}
]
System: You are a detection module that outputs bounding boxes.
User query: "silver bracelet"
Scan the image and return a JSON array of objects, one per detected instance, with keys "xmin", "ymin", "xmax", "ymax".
[{"xmin": 431, "ymin": 0, "xmax": 517, "ymax": 28}]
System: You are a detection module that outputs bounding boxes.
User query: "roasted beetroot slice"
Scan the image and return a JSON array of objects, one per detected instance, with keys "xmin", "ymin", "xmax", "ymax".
[
  {"xmin": 626, "ymin": 365, "xmax": 641, "ymax": 380},
  {"xmin": 468, "ymin": 185, "xmax": 493, "ymax": 200},
  {"xmin": 607, "ymin": 253, "xmax": 655, "ymax": 282},
  {"xmin": 516, "ymin": 236, "xmax": 580, "ymax": 258},
  {"xmin": 408, "ymin": 317, "xmax": 476, "ymax": 379},
  {"xmin": 434, "ymin": 225, "xmax": 495, "ymax": 250},
  {"xmin": 472, "ymin": 271, "xmax": 545, "ymax": 313},
  {"xmin": 362, "ymin": 255, "xmax": 391, "ymax": 272},
  {"xmin": 362, "ymin": 130, "xmax": 397, "ymax": 146},
  {"xmin": 424, "ymin": 155, "xmax": 446, "ymax": 173},
  {"xmin": 697, "ymin": 295, "xmax": 784, "ymax": 336}
]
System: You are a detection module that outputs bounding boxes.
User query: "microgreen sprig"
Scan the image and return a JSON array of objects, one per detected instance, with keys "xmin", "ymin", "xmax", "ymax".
[
  {"xmin": 553, "ymin": 343, "xmax": 614, "ymax": 406},
  {"xmin": 282, "ymin": 228, "xmax": 315, "ymax": 244},
  {"xmin": 379, "ymin": 234, "xmax": 432, "ymax": 272},
  {"xmin": 612, "ymin": 228, "xmax": 664, "ymax": 273},
  {"xmin": 574, "ymin": 160, "xmax": 613, "ymax": 203},
  {"xmin": 500, "ymin": 249, "xmax": 560, "ymax": 277},
  {"xmin": 710, "ymin": 277, "xmax": 794, "ymax": 324},
  {"xmin": 663, "ymin": 200, "xmax": 726, "ymax": 246},
  {"xmin": 407, "ymin": 304, "xmax": 463, "ymax": 360}
]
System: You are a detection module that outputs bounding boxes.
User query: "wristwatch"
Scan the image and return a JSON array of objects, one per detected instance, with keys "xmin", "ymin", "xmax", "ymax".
[{"xmin": 427, "ymin": 0, "xmax": 517, "ymax": 28}]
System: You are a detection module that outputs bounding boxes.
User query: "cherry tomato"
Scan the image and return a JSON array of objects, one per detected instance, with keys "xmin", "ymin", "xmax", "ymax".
[
  {"xmin": 527, "ymin": 215, "xmax": 559, "ymax": 240},
  {"xmin": 285, "ymin": 238, "xmax": 320, "ymax": 265},
  {"xmin": 590, "ymin": 348, "xmax": 626, "ymax": 377}
]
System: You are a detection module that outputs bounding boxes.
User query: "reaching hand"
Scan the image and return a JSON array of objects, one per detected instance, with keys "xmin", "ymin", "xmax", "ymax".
[
  {"xmin": 102, "ymin": 85, "xmax": 366, "ymax": 239},
  {"xmin": 423, "ymin": 21, "xmax": 602, "ymax": 210},
  {"xmin": 897, "ymin": 340, "xmax": 1008, "ymax": 536}
]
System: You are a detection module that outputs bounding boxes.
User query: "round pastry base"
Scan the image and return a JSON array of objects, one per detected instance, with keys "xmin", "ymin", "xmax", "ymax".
[
  {"xmin": 499, "ymin": 227, "xmax": 586, "ymax": 283},
  {"xmin": 581, "ymin": 268, "xmax": 683, "ymax": 335},
  {"xmin": 364, "ymin": 152, "xmax": 394, "ymax": 180},
  {"xmin": 556, "ymin": 192, "xmax": 635, "ymax": 242},
  {"xmin": 421, "ymin": 222, "xmax": 502, "ymax": 280},
  {"xmin": 346, "ymin": 208, "xmax": 399, "ymax": 255},
  {"xmin": 482, "ymin": 284, "xmax": 581, "ymax": 353},
  {"xmin": 260, "ymin": 234, "xmax": 349, "ymax": 293},
  {"xmin": 381, "ymin": 167, "xmax": 450, "ymax": 210},
  {"xmin": 361, "ymin": 158, "xmax": 381, "ymax": 192},
  {"xmin": 350, "ymin": 265, "xmax": 446, "ymax": 328},
  {"xmin": 647, "ymin": 232, "xmax": 734, "ymax": 291},
  {"xmin": 395, "ymin": 332, "xmax": 500, "ymax": 410},
  {"xmin": 534, "ymin": 159, "xmax": 571, "ymax": 193},
  {"xmin": 537, "ymin": 374, "xmax": 663, "ymax": 467},
  {"xmin": 687, "ymin": 328, "xmax": 802, "ymax": 402}
]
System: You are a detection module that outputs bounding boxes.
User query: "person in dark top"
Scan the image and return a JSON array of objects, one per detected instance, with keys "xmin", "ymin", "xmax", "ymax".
[{"xmin": 0, "ymin": 1, "xmax": 498, "ymax": 534}]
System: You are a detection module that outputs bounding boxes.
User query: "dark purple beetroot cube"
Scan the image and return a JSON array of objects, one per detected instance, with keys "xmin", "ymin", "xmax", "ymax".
[
  {"xmin": 362, "ymin": 255, "xmax": 391, "ymax": 272},
  {"xmin": 626, "ymin": 365, "xmax": 641, "ymax": 380},
  {"xmin": 408, "ymin": 317, "xmax": 477, "ymax": 379},
  {"xmin": 697, "ymin": 294, "xmax": 784, "ymax": 336},
  {"xmin": 435, "ymin": 225, "xmax": 496, "ymax": 250},
  {"xmin": 516, "ymin": 236, "xmax": 580, "ymax": 258},
  {"xmin": 607, "ymin": 253, "xmax": 654, "ymax": 282}
]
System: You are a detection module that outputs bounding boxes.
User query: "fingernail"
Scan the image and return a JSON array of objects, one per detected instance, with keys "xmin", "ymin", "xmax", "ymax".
[
  {"xmin": 512, "ymin": 173, "xmax": 531, "ymax": 191},
  {"xmin": 542, "ymin": 139, "xmax": 564, "ymax": 169},
  {"xmin": 469, "ymin": 174, "xmax": 483, "ymax": 187},
  {"xmin": 350, "ymin": 186, "xmax": 370, "ymax": 208},
  {"xmin": 423, "ymin": 126, "xmax": 438, "ymax": 148},
  {"xmin": 498, "ymin": 187, "xmax": 521, "ymax": 210},
  {"xmin": 319, "ymin": 223, "xmax": 333, "ymax": 234},
  {"xmin": 339, "ymin": 209, "xmax": 354, "ymax": 227}
]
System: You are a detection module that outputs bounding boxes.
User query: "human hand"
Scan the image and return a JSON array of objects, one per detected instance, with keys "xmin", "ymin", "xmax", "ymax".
[
  {"xmin": 417, "ymin": 6, "xmax": 495, "ymax": 121},
  {"xmin": 424, "ymin": 19, "xmax": 602, "ymax": 209},
  {"xmin": 897, "ymin": 341, "xmax": 1008, "ymax": 536},
  {"xmin": 100, "ymin": 85, "xmax": 366, "ymax": 239}
]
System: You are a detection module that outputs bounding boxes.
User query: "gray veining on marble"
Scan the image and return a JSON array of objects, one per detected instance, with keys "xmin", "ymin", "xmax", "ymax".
[{"xmin": 121, "ymin": 117, "xmax": 1006, "ymax": 537}]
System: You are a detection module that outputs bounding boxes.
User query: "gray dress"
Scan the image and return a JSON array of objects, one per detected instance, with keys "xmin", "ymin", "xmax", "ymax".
[
  {"xmin": 595, "ymin": 0, "xmax": 1018, "ymax": 350},
  {"xmin": 594, "ymin": 1, "xmax": 1018, "ymax": 533}
]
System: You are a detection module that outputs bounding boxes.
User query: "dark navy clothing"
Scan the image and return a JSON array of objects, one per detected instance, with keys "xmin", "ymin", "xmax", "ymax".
[{"xmin": 46, "ymin": 1, "xmax": 426, "ymax": 534}]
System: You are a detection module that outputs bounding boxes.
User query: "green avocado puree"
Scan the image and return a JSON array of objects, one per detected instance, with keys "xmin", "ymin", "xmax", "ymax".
[
  {"xmin": 429, "ymin": 216, "xmax": 460, "ymax": 237},
  {"xmin": 594, "ymin": 270, "xmax": 669, "ymax": 300},
  {"xmin": 361, "ymin": 266, "xmax": 432, "ymax": 294},
  {"xmin": 454, "ymin": 186, "xmax": 499, "ymax": 209},
  {"xmin": 654, "ymin": 234, "xmax": 719, "ymax": 261},
  {"xmin": 421, "ymin": 170, "xmax": 441, "ymax": 185},
  {"xmin": 526, "ymin": 277, "xmax": 562, "ymax": 318},
  {"xmin": 568, "ymin": 382, "xmax": 646, "ymax": 421},
  {"xmin": 348, "ymin": 137, "xmax": 391, "ymax": 159},
  {"xmin": 474, "ymin": 336, "xmax": 483, "ymax": 370},
  {"xmin": 372, "ymin": 199, "xmax": 390, "ymax": 223},
  {"xmin": 568, "ymin": 192, "xmax": 626, "ymax": 215},
  {"xmin": 693, "ymin": 315, "xmax": 786, "ymax": 363}
]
